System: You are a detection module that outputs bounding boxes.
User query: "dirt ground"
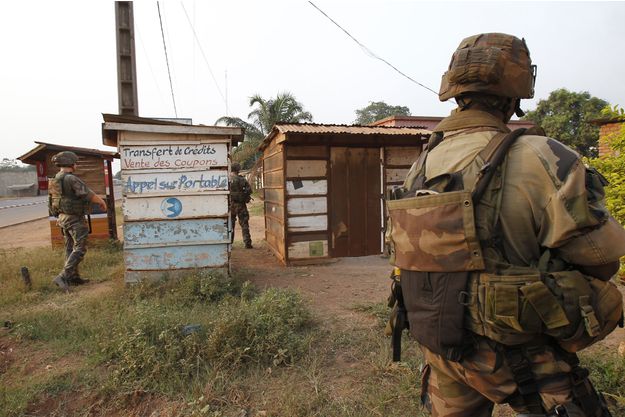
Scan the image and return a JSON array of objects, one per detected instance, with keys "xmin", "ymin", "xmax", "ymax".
[{"xmin": 0, "ymin": 213, "xmax": 391, "ymax": 321}]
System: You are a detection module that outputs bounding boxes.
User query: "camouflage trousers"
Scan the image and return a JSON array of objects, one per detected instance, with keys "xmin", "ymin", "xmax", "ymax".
[
  {"xmin": 230, "ymin": 202, "xmax": 252, "ymax": 247},
  {"xmin": 421, "ymin": 336, "xmax": 590, "ymax": 417},
  {"xmin": 57, "ymin": 214, "xmax": 89, "ymax": 280}
]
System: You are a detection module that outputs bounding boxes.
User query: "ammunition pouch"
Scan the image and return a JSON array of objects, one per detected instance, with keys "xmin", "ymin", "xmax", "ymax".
[{"xmin": 467, "ymin": 270, "xmax": 624, "ymax": 352}]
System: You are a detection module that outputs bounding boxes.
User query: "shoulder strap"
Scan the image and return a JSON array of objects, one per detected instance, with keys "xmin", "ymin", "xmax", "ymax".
[
  {"xmin": 472, "ymin": 128, "xmax": 527, "ymax": 204},
  {"xmin": 58, "ymin": 173, "xmax": 68, "ymax": 197}
]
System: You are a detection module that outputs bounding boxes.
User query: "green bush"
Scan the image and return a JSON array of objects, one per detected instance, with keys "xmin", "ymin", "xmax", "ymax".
[
  {"xmin": 589, "ymin": 105, "xmax": 625, "ymax": 226},
  {"xmin": 99, "ymin": 278, "xmax": 313, "ymax": 393}
]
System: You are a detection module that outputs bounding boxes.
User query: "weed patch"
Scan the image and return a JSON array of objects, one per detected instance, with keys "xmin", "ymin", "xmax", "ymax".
[
  {"xmin": 581, "ymin": 350, "xmax": 625, "ymax": 413},
  {"xmin": 0, "ymin": 241, "xmax": 123, "ymax": 309}
]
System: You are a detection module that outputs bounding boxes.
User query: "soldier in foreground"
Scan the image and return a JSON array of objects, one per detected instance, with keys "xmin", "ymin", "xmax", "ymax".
[
  {"xmin": 387, "ymin": 33, "xmax": 625, "ymax": 416},
  {"xmin": 229, "ymin": 162, "xmax": 253, "ymax": 249},
  {"xmin": 49, "ymin": 151, "xmax": 107, "ymax": 292}
]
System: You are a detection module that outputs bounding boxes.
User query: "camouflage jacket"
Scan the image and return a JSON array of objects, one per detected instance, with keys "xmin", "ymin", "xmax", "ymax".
[
  {"xmin": 49, "ymin": 172, "xmax": 94, "ymax": 224},
  {"xmin": 229, "ymin": 174, "xmax": 252, "ymax": 204},
  {"xmin": 422, "ymin": 109, "xmax": 625, "ymax": 267}
]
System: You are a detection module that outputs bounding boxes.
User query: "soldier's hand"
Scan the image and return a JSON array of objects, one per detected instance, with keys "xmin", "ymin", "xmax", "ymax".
[{"xmin": 98, "ymin": 201, "xmax": 108, "ymax": 212}]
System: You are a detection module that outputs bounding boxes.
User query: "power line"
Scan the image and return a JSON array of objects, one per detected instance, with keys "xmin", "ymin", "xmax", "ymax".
[
  {"xmin": 157, "ymin": 2, "xmax": 178, "ymax": 117},
  {"xmin": 308, "ymin": 1, "xmax": 440, "ymax": 97},
  {"xmin": 180, "ymin": 2, "xmax": 227, "ymax": 107},
  {"xmin": 136, "ymin": 30, "xmax": 166, "ymax": 107}
]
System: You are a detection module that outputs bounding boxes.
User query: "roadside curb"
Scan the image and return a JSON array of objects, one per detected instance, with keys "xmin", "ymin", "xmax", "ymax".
[
  {"xmin": 0, "ymin": 201, "xmax": 46, "ymax": 210},
  {"xmin": 0, "ymin": 216, "xmax": 49, "ymax": 230}
]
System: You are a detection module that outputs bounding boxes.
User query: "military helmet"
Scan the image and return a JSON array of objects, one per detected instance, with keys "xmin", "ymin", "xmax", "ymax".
[
  {"xmin": 52, "ymin": 151, "xmax": 79, "ymax": 167},
  {"xmin": 439, "ymin": 33, "xmax": 536, "ymax": 102},
  {"xmin": 231, "ymin": 162, "xmax": 241, "ymax": 173}
]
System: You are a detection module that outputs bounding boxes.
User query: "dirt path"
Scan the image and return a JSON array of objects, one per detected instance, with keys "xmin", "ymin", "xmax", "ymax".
[{"xmin": 231, "ymin": 215, "xmax": 391, "ymax": 322}]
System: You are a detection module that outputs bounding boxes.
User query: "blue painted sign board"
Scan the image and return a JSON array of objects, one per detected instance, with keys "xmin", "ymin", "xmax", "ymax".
[
  {"xmin": 124, "ymin": 218, "xmax": 228, "ymax": 248},
  {"xmin": 124, "ymin": 244, "xmax": 229, "ymax": 270}
]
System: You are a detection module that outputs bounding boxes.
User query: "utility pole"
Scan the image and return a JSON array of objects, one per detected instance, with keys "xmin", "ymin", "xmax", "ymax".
[{"xmin": 115, "ymin": 1, "xmax": 139, "ymax": 116}]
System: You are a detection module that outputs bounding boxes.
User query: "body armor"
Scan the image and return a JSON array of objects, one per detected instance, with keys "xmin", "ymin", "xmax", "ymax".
[
  {"xmin": 48, "ymin": 172, "xmax": 90, "ymax": 216},
  {"xmin": 230, "ymin": 175, "xmax": 251, "ymax": 204},
  {"xmin": 387, "ymin": 130, "xmax": 623, "ymax": 358}
]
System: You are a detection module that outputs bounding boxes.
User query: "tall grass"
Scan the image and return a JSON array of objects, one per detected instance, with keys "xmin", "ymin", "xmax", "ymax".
[{"xmin": 0, "ymin": 240, "xmax": 123, "ymax": 308}]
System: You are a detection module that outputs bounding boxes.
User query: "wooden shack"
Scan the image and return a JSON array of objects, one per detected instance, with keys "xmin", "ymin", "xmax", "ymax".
[
  {"xmin": 18, "ymin": 141, "xmax": 119, "ymax": 246},
  {"xmin": 101, "ymin": 114, "xmax": 244, "ymax": 282},
  {"xmin": 258, "ymin": 123, "xmax": 430, "ymax": 265}
]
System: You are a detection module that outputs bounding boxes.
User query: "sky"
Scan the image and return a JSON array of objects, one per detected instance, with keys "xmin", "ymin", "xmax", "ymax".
[{"xmin": 1, "ymin": 1, "xmax": 624, "ymax": 168}]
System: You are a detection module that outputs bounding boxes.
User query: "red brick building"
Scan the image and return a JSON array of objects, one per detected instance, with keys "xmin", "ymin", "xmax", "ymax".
[
  {"xmin": 590, "ymin": 117, "xmax": 625, "ymax": 157},
  {"xmin": 371, "ymin": 115, "xmax": 535, "ymax": 131}
]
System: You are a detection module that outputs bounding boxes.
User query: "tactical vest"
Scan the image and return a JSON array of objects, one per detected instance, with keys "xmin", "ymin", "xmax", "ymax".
[
  {"xmin": 387, "ymin": 129, "xmax": 623, "ymax": 360},
  {"xmin": 48, "ymin": 173, "xmax": 90, "ymax": 216},
  {"xmin": 230, "ymin": 175, "xmax": 251, "ymax": 204}
]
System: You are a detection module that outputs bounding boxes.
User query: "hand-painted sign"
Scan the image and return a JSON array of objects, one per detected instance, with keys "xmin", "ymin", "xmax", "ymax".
[
  {"xmin": 123, "ymin": 195, "xmax": 228, "ymax": 221},
  {"xmin": 123, "ymin": 170, "xmax": 228, "ymax": 195},
  {"xmin": 161, "ymin": 197, "xmax": 183, "ymax": 218},
  {"xmin": 120, "ymin": 143, "xmax": 228, "ymax": 170}
]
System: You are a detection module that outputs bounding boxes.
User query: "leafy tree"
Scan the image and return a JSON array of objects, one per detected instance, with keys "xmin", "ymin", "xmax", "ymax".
[
  {"xmin": 588, "ymin": 105, "xmax": 625, "ymax": 225},
  {"xmin": 354, "ymin": 101, "xmax": 411, "ymax": 125},
  {"xmin": 216, "ymin": 92, "xmax": 313, "ymax": 169},
  {"xmin": 523, "ymin": 88, "xmax": 608, "ymax": 157}
]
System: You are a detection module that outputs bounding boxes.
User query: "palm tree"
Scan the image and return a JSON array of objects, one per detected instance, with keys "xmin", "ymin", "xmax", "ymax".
[{"xmin": 216, "ymin": 92, "xmax": 313, "ymax": 168}]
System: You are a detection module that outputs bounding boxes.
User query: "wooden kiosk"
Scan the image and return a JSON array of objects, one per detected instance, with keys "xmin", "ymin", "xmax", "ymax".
[
  {"xmin": 18, "ymin": 142, "xmax": 119, "ymax": 246},
  {"xmin": 101, "ymin": 114, "xmax": 244, "ymax": 282},
  {"xmin": 259, "ymin": 123, "xmax": 430, "ymax": 265}
]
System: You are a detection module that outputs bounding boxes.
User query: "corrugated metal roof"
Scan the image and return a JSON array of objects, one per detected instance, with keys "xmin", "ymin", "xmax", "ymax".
[
  {"xmin": 18, "ymin": 141, "xmax": 119, "ymax": 165},
  {"xmin": 259, "ymin": 123, "xmax": 431, "ymax": 151},
  {"xmin": 274, "ymin": 123, "xmax": 430, "ymax": 136}
]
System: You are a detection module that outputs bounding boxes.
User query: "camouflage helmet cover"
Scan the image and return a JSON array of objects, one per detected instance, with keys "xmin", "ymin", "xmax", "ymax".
[
  {"xmin": 439, "ymin": 33, "xmax": 536, "ymax": 101},
  {"xmin": 52, "ymin": 151, "xmax": 79, "ymax": 167},
  {"xmin": 231, "ymin": 162, "xmax": 241, "ymax": 172}
]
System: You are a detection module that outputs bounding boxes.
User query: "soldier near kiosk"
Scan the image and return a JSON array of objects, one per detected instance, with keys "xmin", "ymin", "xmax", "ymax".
[
  {"xmin": 387, "ymin": 33, "xmax": 625, "ymax": 416},
  {"xmin": 229, "ymin": 162, "xmax": 253, "ymax": 249},
  {"xmin": 48, "ymin": 151, "xmax": 108, "ymax": 292}
]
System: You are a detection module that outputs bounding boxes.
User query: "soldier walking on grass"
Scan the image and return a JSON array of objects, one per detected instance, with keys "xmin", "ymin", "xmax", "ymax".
[
  {"xmin": 387, "ymin": 33, "xmax": 625, "ymax": 416},
  {"xmin": 229, "ymin": 162, "xmax": 253, "ymax": 249},
  {"xmin": 48, "ymin": 151, "xmax": 107, "ymax": 292}
]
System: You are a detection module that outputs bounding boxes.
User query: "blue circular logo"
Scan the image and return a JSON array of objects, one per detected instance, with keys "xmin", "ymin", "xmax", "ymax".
[{"xmin": 161, "ymin": 197, "xmax": 183, "ymax": 218}]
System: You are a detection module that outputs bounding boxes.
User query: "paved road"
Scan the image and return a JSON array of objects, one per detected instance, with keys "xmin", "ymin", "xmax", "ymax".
[
  {"xmin": 0, "ymin": 186, "xmax": 122, "ymax": 229},
  {"xmin": 0, "ymin": 196, "xmax": 49, "ymax": 228}
]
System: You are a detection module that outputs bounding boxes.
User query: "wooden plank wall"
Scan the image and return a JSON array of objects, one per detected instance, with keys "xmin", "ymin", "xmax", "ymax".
[
  {"xmin": 383, "ymin": 146, "xmax": 422, "ymax": 195},
  {"xmin": 284, "ymin": 145, "xmax": 329, "ymax": 262},
  {"xmin": 263, "ymin": 137, "xmax": 286, "ymax": 262},
  {"xmin": 382, "ymin": 146, "xmax": 422, "ymax": 251}
]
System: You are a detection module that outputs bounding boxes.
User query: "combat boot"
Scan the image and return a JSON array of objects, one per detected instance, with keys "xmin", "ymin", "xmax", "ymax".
[
  {"xmin": 68, "ymin": 276, "xmax": 90, "ymax": 285},
  {"xmin": 53, "ymin": 276, "xmax": 69, "ymax": 292}
]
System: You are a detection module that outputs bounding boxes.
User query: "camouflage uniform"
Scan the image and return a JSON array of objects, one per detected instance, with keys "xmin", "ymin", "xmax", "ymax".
[
  {"xmin": 413, "ymin": 110, "xmax": 625, "ymax": 416},
  {"xmin": 229, "ymin": 173, "xmax": 252, "ymax": 248},
  {"xmin": 53, "ymin": 173, "xmax": 94, "ymax": 284},
  {"xmin": 387, "ymin": 33, "xmax": 625, "ymax": 417}
]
